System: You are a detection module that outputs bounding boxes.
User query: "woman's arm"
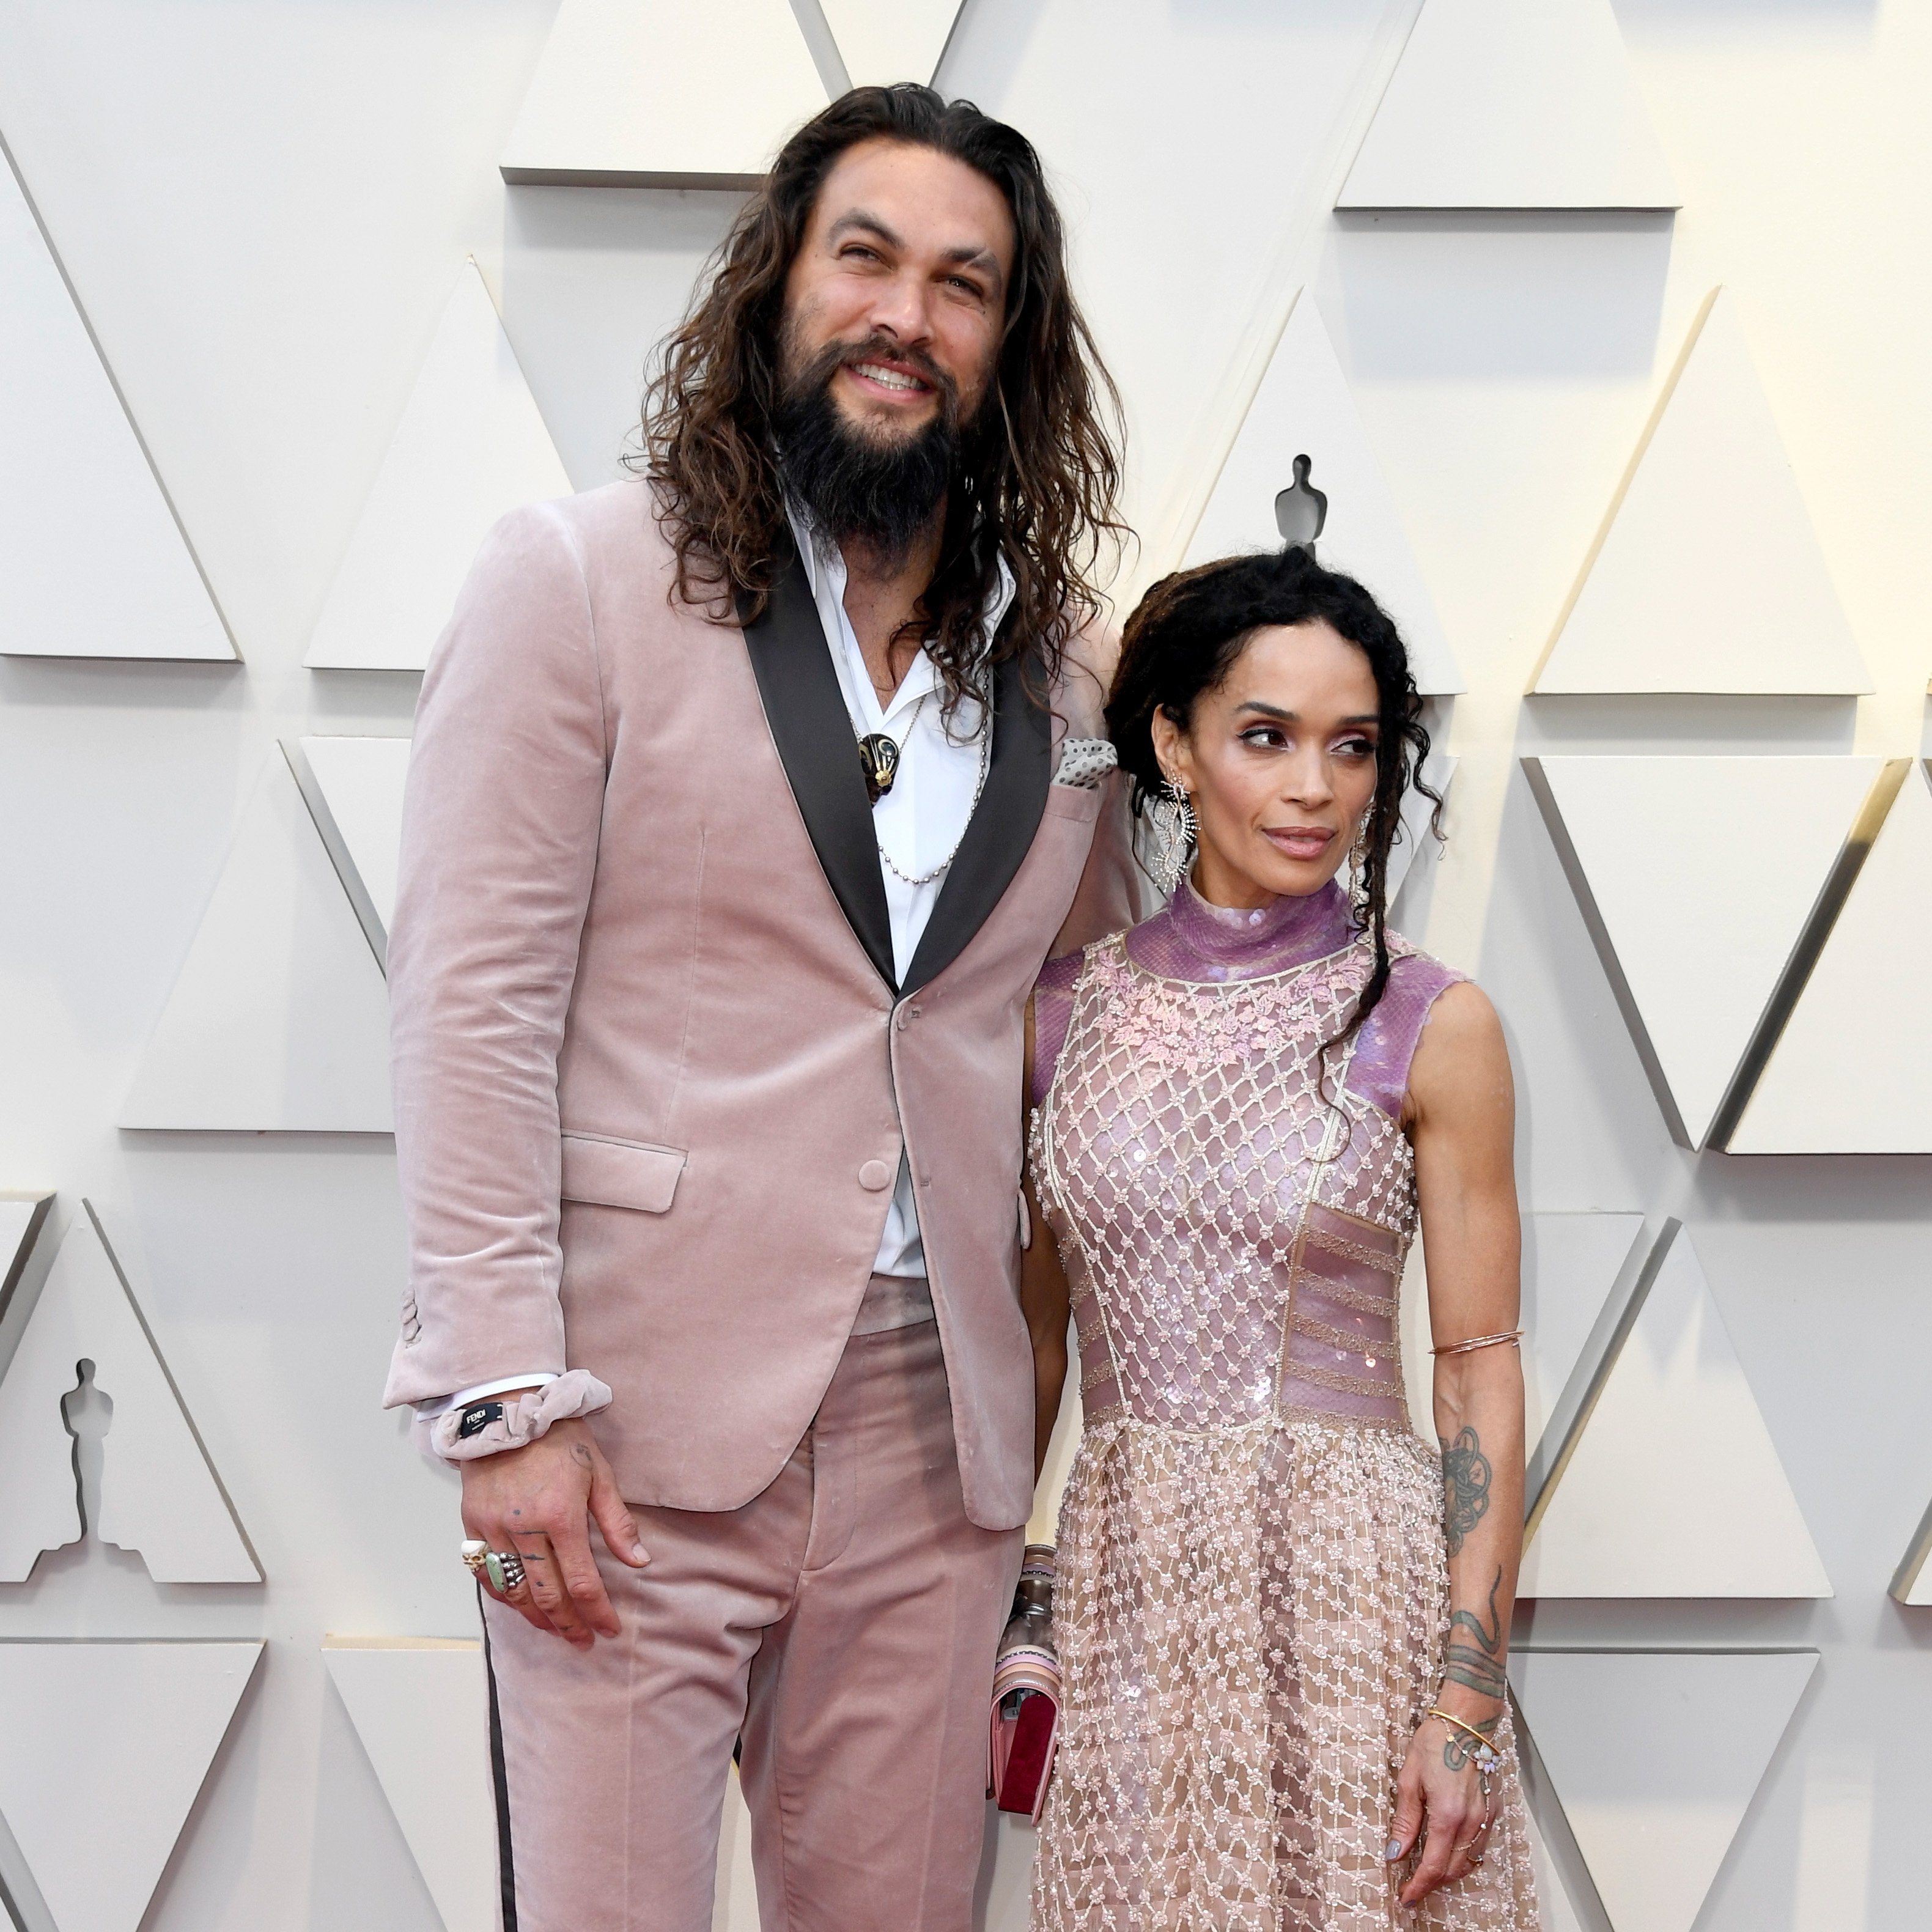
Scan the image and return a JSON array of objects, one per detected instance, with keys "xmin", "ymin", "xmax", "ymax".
[
  {"xmin": 1022, "ymin": 995, "xmax": 1074, "ymax": 1481},
  {"xmin": 1389, "ymin": 979, "xmax": 1525, "ymax": 1908}
]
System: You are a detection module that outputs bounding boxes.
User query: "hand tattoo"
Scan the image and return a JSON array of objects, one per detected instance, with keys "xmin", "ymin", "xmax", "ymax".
[
  {"xmin": 1442, "ymin": 1567, "xmax": 1507, "ymax": 1700},
  {"xmin": 1440, "ymin": 1426, "xmax": 1492, "ymax": 1556},
  {"xmin": 1439, "ymin": 1706, "xmax": 1499, "ymax": 1772}
]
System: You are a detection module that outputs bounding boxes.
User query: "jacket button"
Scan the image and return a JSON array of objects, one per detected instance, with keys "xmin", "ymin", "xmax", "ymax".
[{"xmin": 858, "ymin": 1160, "xmax": 893, "ymax": 1192}]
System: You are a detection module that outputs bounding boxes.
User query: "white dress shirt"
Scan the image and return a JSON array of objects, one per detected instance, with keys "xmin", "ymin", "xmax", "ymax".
[
  {"xmin": 789, "ymin": 502, "xmax": 1013, "ymax": 1280},
  {"xmin": 422, "ymin": 511, "xmax": 1015, "ymax": 1412}
]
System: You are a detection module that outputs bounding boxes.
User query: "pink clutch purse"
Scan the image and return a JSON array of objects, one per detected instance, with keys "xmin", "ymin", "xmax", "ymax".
[{"xmin": 989, "ymin": 1544, "xmax": 1061, "ymax": 1823}]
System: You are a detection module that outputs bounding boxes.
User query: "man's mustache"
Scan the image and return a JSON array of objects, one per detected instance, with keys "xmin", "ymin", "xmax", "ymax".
[{"xmin": 789, "ymin": 333, "xmax": 960, "ymax": 418}]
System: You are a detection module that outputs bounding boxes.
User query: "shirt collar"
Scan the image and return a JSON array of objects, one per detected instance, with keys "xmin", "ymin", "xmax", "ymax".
[{"xmin": 784, "ymin": 498, "xmax": 1017, "ymax": 713}]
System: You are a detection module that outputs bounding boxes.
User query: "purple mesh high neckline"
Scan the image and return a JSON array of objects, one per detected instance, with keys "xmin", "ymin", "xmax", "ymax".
[{"xmin": 1123, "ymin": 874, "xmax": 1357, "ymax": 984}]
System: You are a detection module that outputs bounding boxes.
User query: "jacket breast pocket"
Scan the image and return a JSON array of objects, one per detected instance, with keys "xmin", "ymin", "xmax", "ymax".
[
  {"xmin": 1042, "ymin": 780, "xmax": 1104, "ymax": 824},
  {"xmin": 559, "ymin": 1132, "xmax": 687, "ymax": 1214}
]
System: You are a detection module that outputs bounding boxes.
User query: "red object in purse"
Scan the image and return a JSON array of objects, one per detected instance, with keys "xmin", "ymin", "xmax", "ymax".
[{"xmin": 989, "ymin": 1545, "xmax": 1061, "ymax": 1823}]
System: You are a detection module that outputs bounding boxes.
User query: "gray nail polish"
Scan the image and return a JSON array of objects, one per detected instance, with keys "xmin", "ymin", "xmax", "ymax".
[{"xmin": 1384, "ymin": 1839, "xmax": 1404, "ymax": 1861}]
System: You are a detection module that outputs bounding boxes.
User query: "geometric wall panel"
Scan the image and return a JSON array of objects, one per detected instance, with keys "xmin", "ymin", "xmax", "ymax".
[
  {"xmin": 1891, "ymin": 1492, "xmax": 1932, "ymax": 1607},
  {"xmin": 0, "ymin": 1642, "xmax": 261, "ymax": 1932},
  {"xmin": 0, "ymin": 1203, "xmax": 260, "ymax": 1584},
  {"xmin": 820, "ymin": 1, "xmax": 962, "ymax": 86},
  {"xmin": 1519, "ymin": 1796, "xmax": 1590, "ymax": 1932},
  {"xmin": 304, "ymin": 262, "xmax": 571, "ymax": 672},
  {"xmin": 0, "ymin": 137, "xmax": 235, "ymax": 660},
  {"xmin": 1510, "ymin": 1649, "xmax": 1817, "ymax": 1932},
  {"xmin": 1338, "ymin": 0, "xmax": 1679, "ymax": 212},
  {"xmin": 1521, "ymin": 1222, "xmax": 1831, "ymax": 1598},
  {"xmin": 1532, "ymin": 289, "xmax": 1871, "ymax": 695},
  {"xmin": 0, "ymin": 1192, "xmax": 53, "ymax": 1309},
  {"xmin": 1524, "ymin": 755, "xmax": 1884, "ymax": 1148},
  {"xmin": 1729, "ymin": 760, "xmax": 1932, "ymax": 1153},
  {"xmin": 1520, "ymin": 1211, "xmax": 1646, "ymax": 1474},
  {"xmin": 289, "ymin": 736, "xmax": 411, "ymax": 963},
  {"xmin": 500, "ymin": 0, "xmax": 828, "ymax": 189},
  {"xmin": 1184, "ymin": 289, "xmax": 1463, "ymax": 695},
  {"xmin": 323, "ymin": 1640, "xmax": 495, "ymax": 1932},
  {"xmin": 119, "ymin": 745, "xmax": 393, "ymax": 1132}
]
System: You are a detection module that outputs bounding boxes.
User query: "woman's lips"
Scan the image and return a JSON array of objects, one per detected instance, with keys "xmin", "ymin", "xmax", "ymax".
[{"xmin": 1264, "ymin": 825, "xmax": 1335, "ymax": 861}]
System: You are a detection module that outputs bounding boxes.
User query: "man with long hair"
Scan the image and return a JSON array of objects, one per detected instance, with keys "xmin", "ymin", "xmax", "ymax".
[{"xmin": 382, "ymin": 85, "xmax": 1138, "ymax": 1930}]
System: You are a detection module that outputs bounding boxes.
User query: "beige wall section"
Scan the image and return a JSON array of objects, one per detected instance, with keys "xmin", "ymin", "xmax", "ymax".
[{"xmin": 1, "ymin": 4, "xmax": 1931, "ymax": 1930}]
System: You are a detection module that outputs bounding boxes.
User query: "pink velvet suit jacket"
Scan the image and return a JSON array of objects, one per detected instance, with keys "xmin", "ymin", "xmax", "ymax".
[{"xmin": 382, "ymin": 481, "xmax": 1141, "ymax": 1533}]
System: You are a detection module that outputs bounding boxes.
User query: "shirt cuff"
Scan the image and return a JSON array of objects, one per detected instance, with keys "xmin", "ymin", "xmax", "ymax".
[{"xmin": 415, "ymin": 1372, "xmax": 559, "ymax": 1420}]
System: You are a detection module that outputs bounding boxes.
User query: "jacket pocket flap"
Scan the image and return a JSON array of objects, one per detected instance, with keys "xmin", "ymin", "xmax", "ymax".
[{"xmin": 559, "ymin": 1134, "xmax": 687, "ymax": 1214}]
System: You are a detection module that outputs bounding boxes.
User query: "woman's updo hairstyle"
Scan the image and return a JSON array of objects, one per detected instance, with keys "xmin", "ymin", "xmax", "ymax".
[{"xmin": 1105, "ymin": 543, "xmax": 1441, "ymax": 1061}]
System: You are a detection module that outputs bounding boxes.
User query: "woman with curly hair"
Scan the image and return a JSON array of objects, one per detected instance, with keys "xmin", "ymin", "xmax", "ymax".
[{"xmin": 1020, "ymin": 547, "xmax": 1539, "ymax": 1928}]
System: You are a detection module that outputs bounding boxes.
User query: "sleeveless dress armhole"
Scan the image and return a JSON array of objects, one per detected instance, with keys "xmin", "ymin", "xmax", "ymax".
[
  {"xmin": 1030, "ymin": 948, "xmax": 1086, "ymax": 1109},
  {"xmin": 1348, "ymin": 949, "xmax": 1469, "ymax": 1121}
]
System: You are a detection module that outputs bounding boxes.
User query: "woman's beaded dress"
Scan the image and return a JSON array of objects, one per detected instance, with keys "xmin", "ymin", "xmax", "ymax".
[{"xmin": 1027, "ymin": 877, "xmax": 1538, "ymax": 1931}]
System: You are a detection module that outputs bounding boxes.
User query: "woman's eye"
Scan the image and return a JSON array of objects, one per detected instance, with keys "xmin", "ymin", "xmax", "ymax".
[
  {"xmin": 1335, "ymin": 736, "xmax": 1377, "ymax": 759},
  {"xmin": 1241, "ymin": 728, "xmax": 1288, "ymax": 750}
]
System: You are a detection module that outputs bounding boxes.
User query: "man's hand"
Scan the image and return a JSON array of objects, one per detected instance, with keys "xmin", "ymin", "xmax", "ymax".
[{"xmin": 460, "ymin": 1417, "xmax": 649, "ymax": 1648}]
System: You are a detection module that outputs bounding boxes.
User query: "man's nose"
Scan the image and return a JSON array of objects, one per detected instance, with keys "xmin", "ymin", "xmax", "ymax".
[{"xmin": 865, "ymin": 271, "xmax": 934, "ymax": 346}]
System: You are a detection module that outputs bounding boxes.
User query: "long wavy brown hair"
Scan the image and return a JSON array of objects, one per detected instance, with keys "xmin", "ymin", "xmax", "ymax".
[{"xmin": 640, "ymin": 85, "xmax": 1127, "ymax": 706}]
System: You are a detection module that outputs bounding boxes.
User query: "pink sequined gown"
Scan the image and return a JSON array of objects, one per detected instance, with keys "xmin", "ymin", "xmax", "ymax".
[{"xmin": 1026, "ymin": 878, "xmax": 1538, "ymax": 1931}]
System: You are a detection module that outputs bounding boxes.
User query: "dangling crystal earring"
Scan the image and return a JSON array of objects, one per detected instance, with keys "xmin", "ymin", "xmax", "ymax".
[{"xmin": 1147, "ymin": 776, "xmax": 1198, "ymax": 896}]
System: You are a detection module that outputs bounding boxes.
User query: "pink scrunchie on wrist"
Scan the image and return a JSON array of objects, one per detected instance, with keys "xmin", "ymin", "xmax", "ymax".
[{"xmin": 418, "ymin": 1369, "xmax": 614, "ymax": 1464}]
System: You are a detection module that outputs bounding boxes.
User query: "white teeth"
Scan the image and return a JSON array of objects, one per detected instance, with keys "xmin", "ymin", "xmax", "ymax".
[{"xmin": 854, "ymin": 362, "xmax": 922, "ymax": 391}]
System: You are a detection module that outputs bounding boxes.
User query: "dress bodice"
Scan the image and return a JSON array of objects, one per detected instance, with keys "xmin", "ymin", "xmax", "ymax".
[{"xmin": 1030, "ymin": 882, "xmax": 1462, "ymax": 1437}]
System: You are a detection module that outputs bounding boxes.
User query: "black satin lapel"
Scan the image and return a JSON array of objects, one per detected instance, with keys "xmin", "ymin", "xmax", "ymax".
[
  {"xmin": 742, "ymin": 548, "xmax": 896, "ymax": 989},
  {"xmin": 902, "ymin": 649, "xmax": 1052, "ymax": 997}
]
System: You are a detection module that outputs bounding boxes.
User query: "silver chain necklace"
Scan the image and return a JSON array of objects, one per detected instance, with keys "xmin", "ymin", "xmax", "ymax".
[{"xmin": 847, "ymin": 685, "xmax": 992, "ymax": 888}]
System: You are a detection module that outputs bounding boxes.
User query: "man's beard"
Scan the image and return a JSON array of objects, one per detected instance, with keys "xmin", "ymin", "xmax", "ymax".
[{"xmin": 773, "ymin": 329, "xmax": 980, "ymax": 566}]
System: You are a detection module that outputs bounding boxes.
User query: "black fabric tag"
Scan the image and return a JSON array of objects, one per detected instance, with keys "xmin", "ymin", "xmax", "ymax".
[{"xmin": 457, "ymin": 1400, "xmax": 504, "ymax": 1440}]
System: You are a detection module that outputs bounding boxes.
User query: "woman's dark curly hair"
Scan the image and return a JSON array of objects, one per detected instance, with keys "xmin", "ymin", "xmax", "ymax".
[
  {"xmin": 640, "ymin": 84, "xmax": 1127, "ymax": 704},
  {"xmin": 1106, "ymin": 545, "xmax": 1442, "ymax": 1066}
]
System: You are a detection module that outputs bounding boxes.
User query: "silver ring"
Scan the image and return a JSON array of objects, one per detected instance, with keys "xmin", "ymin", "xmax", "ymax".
[{"xmin": 481, "ymin": 1550, "xmax": 526, "ymax": 1593}]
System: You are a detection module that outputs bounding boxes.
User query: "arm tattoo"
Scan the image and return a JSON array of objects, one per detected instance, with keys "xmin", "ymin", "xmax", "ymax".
[
  {"xmin": 1439, "ymin": 1426, "xmax": 1492, "ymax": 1556},
  {"xmin": 1442, "ymin": 1567, "xmax": 1507, "ymax": 1700}
]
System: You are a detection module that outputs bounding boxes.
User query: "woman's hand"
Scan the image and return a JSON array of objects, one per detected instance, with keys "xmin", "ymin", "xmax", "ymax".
[
  {"xmin": 460, "ymin": 1417, "xmax": 649, "ymax": 1648},
  {"xmin": 1387, "ymin": 1708, "xmax": 1499, "ymax": 1905}
]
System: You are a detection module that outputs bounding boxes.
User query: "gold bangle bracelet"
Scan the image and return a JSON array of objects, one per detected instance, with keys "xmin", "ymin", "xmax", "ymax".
[{"xmin": 1430, "ymin": 1330, "xmax": 1522, "ymax": 1357}]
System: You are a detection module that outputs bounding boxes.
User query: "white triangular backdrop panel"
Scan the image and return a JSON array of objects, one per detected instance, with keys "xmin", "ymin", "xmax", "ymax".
[
  {"xmin": 0, "ymin": 1204, "xmax": 259, "ymax": 1583},
  {"xmin": 1525, "ymin": 755, "xmax": 1881, "ymax": 1148},
  {"xmin": 0, "ymin": 1192, "xmax": 52, "ymax": 1305},
  {"xmin": 1519, "ymin": 1211, "xmax": 1646, "ymax": 1463},
  {"xmin": 295, "ymin": 736, "xmax": 412, "ymax": 949},
  {"xmin": 1511, "ymin": 1648, "xmax": 1817, "ymax": 1932},
  {"xmin": 306, "ymin": 262, "xmax": 570, "ymax": 671},
  {"xmin": 120, "ymin": 745, "xmax": 393, "ymax": 1132},
  {"xmin": 501, "ymin": 0, "xmax": 827, "ymax": 187},
  {"xmin": 1519, "ymin": 1798, "xmax": 1590, "ymax": 1932},
  {"xmin": 325, "ymin": 1642, "xmax": 496, "ymax": 1932},
  {"xmin": 1731, "ymin": 761, "xmax": 1932, "ymax": 1152},
  {"xmin": 821, "ymin": 0, "xmax": 962, "ymax": 86},
  {"xmin": 1339, "ymin": 0, "xmax": 1678, "ymax": 211},
  {"xmin": 1533, "ymin": 289, "xmax": 1871, "ymax": 695},
  {"xmin": 0, "ymin": 1641, "xmax": 262, "ymax": 1932},
  {"xmin": 1185, "ymin": 289, "xmax": 1462, "ymax": 695},
  {"xmin": 0, "ymin": 141, "xmax": 233, "ymax": 660},
  {"xmin": 1521, "ymin": 1224, "xmax": 1830, "ymax": 1598}
]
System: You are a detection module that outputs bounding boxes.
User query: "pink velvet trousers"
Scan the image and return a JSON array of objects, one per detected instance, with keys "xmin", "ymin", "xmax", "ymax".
[{"xmin": 479, "ymin": 1294, "xmax": 1024, "ymax": 1931}]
